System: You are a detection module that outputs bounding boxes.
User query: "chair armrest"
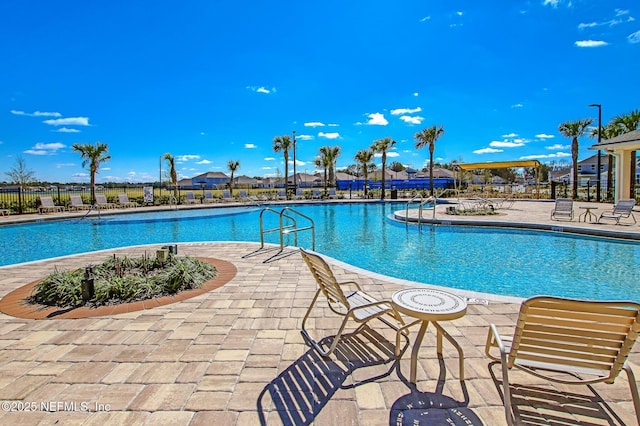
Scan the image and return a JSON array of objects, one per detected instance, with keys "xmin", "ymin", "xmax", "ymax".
[
  {"xmin": 338, "ymin": 280, "xmax": 363, "ymax": 291},
  {"xmin": 485, "ymin": 323, "xmax": 508, "ymax": 362}
]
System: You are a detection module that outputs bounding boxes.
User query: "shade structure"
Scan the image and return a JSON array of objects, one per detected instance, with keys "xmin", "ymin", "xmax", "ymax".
[{"xmin": 456, "ymin": 160, "xmax": 541, "ymax": 170}]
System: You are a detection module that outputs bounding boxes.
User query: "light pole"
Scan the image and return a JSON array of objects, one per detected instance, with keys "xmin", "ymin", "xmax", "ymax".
[
  {"xmin": 588, "ymin": 103, "xmax": 602, "ymax": 202},
  {"xmin": 292, "ymin": 130, "xmax": 297, "ymax": 194},
  {"xmin": 159, "ymin": 155, "xmax": 163, "ymax": 198}
]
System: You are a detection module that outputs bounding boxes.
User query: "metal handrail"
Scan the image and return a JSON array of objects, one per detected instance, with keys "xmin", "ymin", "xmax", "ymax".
[
  {"xmin": 259, "ymin": 207, "xmax": 315, "ymax": 251},
  {"xmin": 405, "ymin": 194, "xmax": 436, "ymax": 226}
]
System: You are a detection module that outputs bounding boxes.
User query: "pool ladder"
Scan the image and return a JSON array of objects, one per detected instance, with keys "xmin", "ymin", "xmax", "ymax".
[
  {"xmin": 405, "ymin": 195, "xmax": 436, "ymax": 229},
  {"xmin": 259, "ymin": 207, "xmax": 315, "ymax": 251}
]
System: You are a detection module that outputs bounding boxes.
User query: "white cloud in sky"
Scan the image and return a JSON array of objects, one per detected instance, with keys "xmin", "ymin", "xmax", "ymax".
[
  {"xmin": 578, "ymin": 22, "xmax": 597, "ymax": 29},
  {"xmin": 473, "ymin": 147, "xmax": 503, "ymax": 154},
  {"xmin": 391, "ymin": 107, "xmax": 422, "ymax": 115},
  {"xmin": 364, "ymin": 113, "xmax": 388, "ymax": 126},
  {"xmin": 264, "ymin": 157, "xmax": 275, "ymax": 161},
  {"xmin": 543, "ymin": 0, "xmax": 560, "ymax": 7},
  {"xmin": 176, "ymin": 154, "xmax": 200, "ymax": 162},
  {"xmin": 24, "ymin": 142, "xmax": 66, "ymax": 155},
  {"xmin": 456, "ymin": 11, "xmax": 463, "ymax": 16},
  {"xmin": 399, "ymin": 115, "xmax": 424, "ymax": 125},
  {"xmin": 629, "ymin": 30, "xmax": 640, "ymax": 44},
  {"xmin": 55, "ymin": 127, "xmax": 80, "ymax": 133},
  {"xmin": 512, "ymin": 103, "xmax": 524, "ymax": 108},
  {"xmin": 489, "ymin": 140, "xmax": 525, "ymax": 148},
  {"xmin": 245, "ymin": 143, "xmax": 257, "ymax": 148},
  {"xmin": 55, "ymin": 163, "xmax": 75, "ymax": 168},
  {"xmin": 502, "ymin": 133, "xmax": 518, "ymax": 138},
  {"xmin": 304, "ymin": 121, "xmax": 325, "ymax": 127},
  {"xmin": 11, "ymin": 110, "xmax": 62, "ymax": 117},
  {"xmin": 43, "ymin": 117, "xmax": 90, "ymax": 126},
  {"xmin": 420, "ymin": 16, "xmax": 430, "ymax": 22},
  {"xmin": 413, "ymin": 92, "xmax": 419, "ymax": 97},
  {"xmin": 328, "ymin": 123, "xmax": 339, "ymax": 127},
  {"xmin": 297, "ymin": 134, "xmax": 314, "ymax": 140},
  {"xmin": 196, "ymin": 159, "xmax": 211, "ymax": 164},
  {"xmin": 373, "ymin": 151, "xmax": 400, "ymax": 158},
  {"xmin": 579, "ymin": 9, "xmax": 634, "ymax": 29},
  {"xmin": 575, "ymin": 40, "xmax": 608, "ymax": 47},
  {"xmin": 246, "ymin": 86, "xmax": 275, "ymax": 94},
  {"xmin": 545, "ymin": 143, "xmax": 569, "ymax": 150},
  {"xmin": 318, "ymin": 132, "xmax": 340, "ymax": 139},
  {"xmin": 536, "ymin": 133, "xmax": 555, "ymax": 139},
  {"xmin": 520, "ymin": 152, "xmax": 570, "ymax": 159}
]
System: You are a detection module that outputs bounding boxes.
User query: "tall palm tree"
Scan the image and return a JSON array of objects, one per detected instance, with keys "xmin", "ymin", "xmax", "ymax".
[
  {"xmin": 355, "ymin": 149, "xmax": 374, "ymax": 198},
  {"xmin": 227, "ymin": 160, "xmax": 240, "ymax": 196},
  {"xmin": 319, "ymin": 146, "xmax": 341, "ymax": 189},
  {"xmin": 273, "ymin": 135, "xmax": 292, "ymax": 199},
  {"xmin": 314, "ymin": 155, "xmax": 330, "ymax": 193},
  {"xmin": 371, "ymin": 137, "xmax": 396, "ymax": 200},
  {"xmin": 71, "ymin": 142, "xmax": 111, "ymax": 205},
  {"xmin": 613, "ymin": 110, "xmax": 640, "ymax": 197},
  {"xmin": 414, "ymin": 125, "xmax": 445, "ymax": 196},
  {"xmin": 558, "ymin": 119, "xmax": 593, "ymax": 199},
  {"xmin": 163, "ymin": 153, "xmax": 178, "ymax": 203}
]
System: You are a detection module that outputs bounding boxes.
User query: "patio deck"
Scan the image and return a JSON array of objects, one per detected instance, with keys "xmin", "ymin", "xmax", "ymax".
[{"xmin": 0, "ymin": 200, "xmax": 639, "ymax": 425}]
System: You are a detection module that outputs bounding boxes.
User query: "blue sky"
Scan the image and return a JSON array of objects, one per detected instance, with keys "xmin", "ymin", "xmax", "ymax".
[{"xmin": 1, "ymin": 0, "xmax": 639, "ymax": 184}]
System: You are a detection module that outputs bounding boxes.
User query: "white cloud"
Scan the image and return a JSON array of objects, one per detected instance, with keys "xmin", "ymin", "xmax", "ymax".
[
  {"xmin": 575, "ymin": 40, "xmax": 608, "ymax": 47},
  {"xmin": 391, "ymin": 107, "xmax": 422, "ymax": 115},
  {"xmin": 24, "ymin": 142, "xmax": 66, "ymax": 155},
  {"xmin": 536, "ymin": 133, "xmax": 555, "ymax": 139},
  {"xmin": 297, "ymin": 134, "xmax": 314, "ymax": 140},
  {"xmin": 502, "ymin": 133, "xmax": 518, "ymax": 138},
  {"xmin": 245, "ymin": 143, "xmax": 257, "ymax": 149},
  {"xmin": 545, "ymin": 143, "xmax": 569, "ymax": 150},
  {"xmin": 304, "ymin": 121, "xmax": 325, "ymax": 127},
  {"xmin": 55, "ymin": 127, "xmax": 80, "ymax": 133},
  {"xmin": 318, "ymin": 132, "xmax": 340, "ymax": 139},
  {"xmin": 11, "ymin": 110, "xmax": 62, "ymax": 117},
  {"xmin": 247, "ymin": 86, "xmax": 275, "ymax": 94},
  {"xmin": 578, "ymin": 22, "xmax": 597, "ymax": 29},
  {"xmin": 413, "ymin": 92, "xmax": 419, "ymax": 97},
  {"xmin": 364, "ymin": 112, "xmax": 388, "ymax": 126},
  {"xmin": 543, "ymin": 0, "xmax": 560, "ymax": 7},
  {"xmin": 373, "ymin": 151, "xmax": 400, "ymax": 158},
  {"xmin": 23, "ymin": 149, "xmax": 49, "ymax": 156},
  {"xmin": 512, "ymin": 103, "xmax": 524, "ymax": 108},
  {"xmin": 456, "ymin": 11, "xmax": 463, "ymax": 16},
  {"xmin": 629, "ymin": 30, "xmax": 640, "ymax": 44},
  {"xmin": 420, "ymin": 16, "xmax": 430, "ymax": 22},
  {"xmin": 43, "ymin": 117, "xmax": 90, "ymax": 126},
  {"xmin": 399, "ymin": 115, "xmax": 424, "ymax": 125},
  {"xmin": 264, "ymin": 157, "xmax": 276, "ymax": 161},
  {"xmin": 327, "ymin": 123, "xmax": 339, "ymax": 127},
  {"xmin": 489, "ymin": 141, "xmax": 525, "ymax": 148},
  {"xmin": 520, "ymin": 152, "xmax": 571, "ymax": 159},
  {"xmin": 55, "ymin": 163, "xmax": 75, "ymax": 168},
  {"xmin": 196, "ymin": 159, "xmax": 212, "ymax": 165},
  {"xmin": 176, "ymin": 154, "xmax": 201, "ymax": 162},
  {"xmin": 473, "ymin": 147, "xmax": 503, "ymax": 154},
  {"xmin": 72, "ymin": 172, "xmax": 89, "ymax": 178}
]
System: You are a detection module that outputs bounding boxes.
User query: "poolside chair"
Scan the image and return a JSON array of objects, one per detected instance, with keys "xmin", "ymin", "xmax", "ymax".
[
  {"xmin": 299, "ymin": 248, "xmax": 406, "ymax": 357},
  {"xmin": 221, "ymin": 190, "xmax": 232, "ymax": 202},
  {"xmin": 312, "ymin": 189, "xmax": 322, "ymax": 200},
  {"xmin": 598, "ymin": 199, "xmax": 636, "ymax": 225},
  {"xmin": 184, "ymin": 191, "xmax": 198, "ymax": 204},
  {"xmin": 69, "ymin": 195, "xmax": 90, "ymax": 211},
  {"xmin": 117, "ymin": 193, "xmax": 139, "ymax": 208},
  {"xmin": 550, "ymin": 198, "xmax": 573, "ymax": 221},
  {"xmin": 95, "ymin": 194, "xmax": 116, "ymax": 209},
  {"xmin": 277, "ymin": 189, "xmax": 286, "ymax": 200},
  {"xmin": 328, "ymin": 188, "xmax": 338, "ymax": 199},
  {"xmin": 203, "ymin": 191, "xmax": 216, "ymax": 203},
  {"xmin": 38, "ymin": 196, "xmax": 64, "ymax": 213},
  {"xmin": 239, "ymin": 190, "xmax": 248, "ymax": 200},
  {"xmin": 485, "ymin": 295, "xmax": 640, "ymax": 426}
]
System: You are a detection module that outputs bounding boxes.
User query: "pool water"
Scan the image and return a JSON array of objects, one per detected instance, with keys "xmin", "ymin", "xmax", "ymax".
[{"xmin": 1, "ymin": 202, "xmax": 639, "ymax": 301}]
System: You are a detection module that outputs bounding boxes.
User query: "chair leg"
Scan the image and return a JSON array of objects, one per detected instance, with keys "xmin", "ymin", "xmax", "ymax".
[
  {"xmin": 623, "ymin": 364, "xmax": 640, "ymax": 425},
  {"xmin": 301, "ymin": 288, "xmax": 351, "ymax": 357},
  {"xmin": 499, "ymin": 350, "xmax": 515, "ymax": 426}
]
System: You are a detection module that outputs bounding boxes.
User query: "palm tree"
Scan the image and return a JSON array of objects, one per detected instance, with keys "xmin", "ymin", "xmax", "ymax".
[
  {"xmin": 71, "ymin": 142, "xmax": 111, "ymax": 205},
  {"xmin": 558, "ymin": 119, "xmax": 593, "ymax": 199},
  {"xmin": 319, "ymin": 146, "xmax": 341, "ymax": 189},
  {"xmin": 273, "ymin": 135, "xmax": 292, "ymax": 199},
  {"xmin": 314, "ymin": 155, "xmax": 330, "ymax": 193},
  {"xmin": 227, "ymin": 160, "xmax": 240, "ymax": 196},
  {"xmin": 163, "ymin": 153, "xmax": 178, "ymax": 203},
  {"xmin": 414, "ymin": 125, "xmax": 445, "ymax": 196},
  {"xmin": 355, "ymin": 149, "xmax": 374, "ymax": 198},
  {"xmin": 613, "ymin": 110, "xmax": 640, "ymax": 197},
  {"xmin": 371, "ymin": 137, "xmax": 396, "ymax": 200}
]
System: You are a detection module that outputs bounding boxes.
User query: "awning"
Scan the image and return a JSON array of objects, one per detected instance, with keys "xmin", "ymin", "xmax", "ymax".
[{"xmin": 456, "ymin": 160, "xmax": 541, "ymax": 170}]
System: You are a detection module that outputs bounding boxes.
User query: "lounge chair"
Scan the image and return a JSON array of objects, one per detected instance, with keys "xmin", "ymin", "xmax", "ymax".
[
  {"xmin": 0, "ymin": 209, "xmax": 9, "ymax": 216},
  {"xmin": 69, "ymin": 195, "xmax": 90, "ymax": 211},
  {"xmin": 184, "ymin": 191, "xmax": 198, "ymax": 204},
  {"xmin": 239, "ymin": 190, "xmax": 248, "ymax": 200},
  {"xmin": 550, "ymin": 198, "xmax": 573, "ymax": 221},
  {"xmin": 38, "ymin": 196, "xmax": 64, "ymax": 213},
  {"xmin": 95, "ymin": 194, "xmax": 116, "ymax": 209},
  {"xmin": 485, "ymin": 295, "xmax": 640, "ymax": 426},
  {"xmin": 117, "ymin": 193, "xmax": 139, "ymax": 208},
  {"xmin": 598, "ymin": 199, "xmax": 636, "ymax": 225},
  {"xmin": 294, "ymin": 188, "xmax": 305, "ymax": 200},
  {"xmin": 328, "ymin": 188, "xmax": 338, "ymax": 199},
  {"xmin": 277, "ymin": 189, "xmax": 287, "ymax": 200},
  {"xmin": 299, "ymin": 248, "xmax": 405, "ymax": 357},
  {"xmin": 221, "ymin": 190, "xmax": 231, "ymax": 202},
  {"xmin": 203, "ymin": 191, "xmax": 216, "ymax": 203},
  {"xmin": 312, "ymin": 189, "xmax": 322, "ymax": 200}
]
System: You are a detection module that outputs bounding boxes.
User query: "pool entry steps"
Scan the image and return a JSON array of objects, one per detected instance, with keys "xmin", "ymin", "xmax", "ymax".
[{"xmin": 259, "ymin": 207, "xmax": 315, "ymax": 251}]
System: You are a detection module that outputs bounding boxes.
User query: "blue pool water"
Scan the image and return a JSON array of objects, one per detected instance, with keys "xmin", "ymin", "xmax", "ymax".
[{"xmin": 1, "ymin": 202, "xmax": 639, "ymax": 301}]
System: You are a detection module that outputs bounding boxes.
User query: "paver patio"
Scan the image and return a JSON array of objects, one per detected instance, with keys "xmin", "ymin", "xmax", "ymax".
[{"xmin": 0, "ymin": 200, "xmax": 639, "ymax": 425}]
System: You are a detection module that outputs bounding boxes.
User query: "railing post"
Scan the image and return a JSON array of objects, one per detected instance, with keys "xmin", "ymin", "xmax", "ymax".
[{"xmin": 18, "ymin": 186, "xmax": 23, "ymax": 215}]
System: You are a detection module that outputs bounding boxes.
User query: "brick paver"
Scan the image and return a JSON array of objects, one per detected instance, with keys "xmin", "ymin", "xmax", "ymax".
[{"xmin": 1, "ymin": 200, "xmax": 639, "ymax": 425}]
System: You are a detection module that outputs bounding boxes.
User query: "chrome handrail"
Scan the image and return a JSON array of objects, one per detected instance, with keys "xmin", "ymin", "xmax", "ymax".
[{"xmin": 280, "ymin": 207, "xmax": 315, "ymax": 251}]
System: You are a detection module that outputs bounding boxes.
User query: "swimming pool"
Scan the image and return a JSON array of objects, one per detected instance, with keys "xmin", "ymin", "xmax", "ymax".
[{"xmin": 2, "ymin": 202, "xmax": 639, "ymax": 301}]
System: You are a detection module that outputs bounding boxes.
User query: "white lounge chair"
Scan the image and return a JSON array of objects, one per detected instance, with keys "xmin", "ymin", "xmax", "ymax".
[
  {"xmin": 550, "ymin": 198, "xmax": 573, "ymax": 221},
  {"xmin": 598, "ymin": 199, "xmax": 636, "ymax": 224},
  {"xmin": 117, "ymin": 193, "xmax": 139, "ymax": 208},
  {"xmin": 221, "ymin": 190, "xmax": 232, "ymax": 202},
  {"xmin": 95, "ymin": 194, "xmax": 116, "ymax": 209},
  {"xmin": 38, "ymin": 196, "xmax": 64, "ymax": 213},
  {"xmin": 184, "ymin": 191, "xmax": 198, "ymax": 204},
  {"xmin": 69, "ymin": 195, "xmax": 90, "ymax": 211},
  {"xmin": 203, "ymin": 191, "xmax": 216, "ymax": 203}
]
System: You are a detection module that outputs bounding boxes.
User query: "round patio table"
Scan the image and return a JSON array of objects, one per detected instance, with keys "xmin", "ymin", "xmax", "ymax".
[
  {"xmin": 579, "ymin": 206, "xmax": 598, "ymax": 222},
  {"xmin": 392, "ymin": 288, "xmax": 467, "ymax": 384}
]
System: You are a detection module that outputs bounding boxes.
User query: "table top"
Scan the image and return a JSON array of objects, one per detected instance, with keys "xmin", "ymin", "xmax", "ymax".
[
  {"xmin": 392, "ymin": 288, "xmax": 467, "ymax": 321},
  {"xmin": 579, "ymin": 206, "xmax": 598, "ymax": 210}
]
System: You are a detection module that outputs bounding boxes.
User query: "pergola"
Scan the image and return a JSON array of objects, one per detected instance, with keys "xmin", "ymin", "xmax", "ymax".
[
  {"xmin": 589, "ymin": 129, "xmax": 640, "ymax": 202},
  {"xmin": 455, "ymin": 160, "xmax": 541, "ymax": 198}
]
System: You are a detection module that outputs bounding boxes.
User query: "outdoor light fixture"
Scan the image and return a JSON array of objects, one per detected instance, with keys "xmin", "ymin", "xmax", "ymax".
[
  {"xmin": 588, "ymin": 103, "xmax": 602, "ymax": 202},
  {"xmin": 292, "ymin": 130, "xmax": 297, "ymax": 194}
]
